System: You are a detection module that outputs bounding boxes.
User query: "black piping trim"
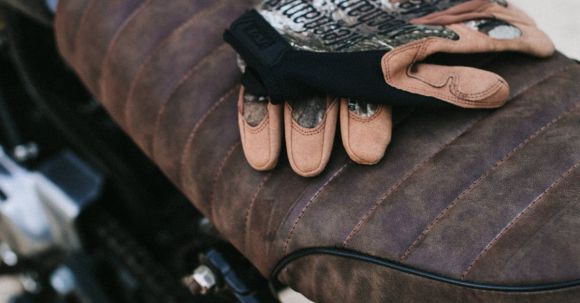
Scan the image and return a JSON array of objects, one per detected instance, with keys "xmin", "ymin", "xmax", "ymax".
[{"xmin": 271, "ymin": 247, "xmax": 580, "ymax": 293}]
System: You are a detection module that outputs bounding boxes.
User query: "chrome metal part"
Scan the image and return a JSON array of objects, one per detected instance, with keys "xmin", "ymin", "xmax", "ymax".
[
  {"xmin": 182, "ymin": 265, "xmax": 217, "ymax": 295},
  {"xmin": 45, "ymin": 0, "xmax": 59, "ymax": 13},
  {"xmin": 20, "ymin": 272, "xmax": 41, "ymax": 294},
  {"xmin": 12, "ymin": 142, "xmax": 39, "ymax": 162},
  {"xmin": 0, "ymin": 242, "xmax": 18, "ymax": 266},
  {"xmin": 0, "ymin": 147, "xmax": 103, "ymax": 259},
  {"xmin": 50, "ymin": 265, "xmax": 76, "ymax": 296}
]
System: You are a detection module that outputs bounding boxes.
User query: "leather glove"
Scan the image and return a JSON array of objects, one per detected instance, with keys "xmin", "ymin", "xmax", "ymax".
[
  {"xmin": 238, "ymin": 87, "xmax": 392, "ymax": 176},
  {"xmin": 225, "ymin": 0, "xmax": 554, "ymax": 107},
  {"xmin": 228, "ymin": 0, "xmax": 555, "ymax": 177}
]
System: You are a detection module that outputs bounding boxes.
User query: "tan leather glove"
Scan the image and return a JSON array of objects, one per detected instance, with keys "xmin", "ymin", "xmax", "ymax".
[
  {"xmin": 384, "ymin": 0, "xmax": 555, "ymax": 109},
  {"xmin": 238, "ymin": 88, "xmax": 392, "ymax": 177},
  {"xmin": 233, "ymin": 0, "xmax": 554, "ymax": 177}
]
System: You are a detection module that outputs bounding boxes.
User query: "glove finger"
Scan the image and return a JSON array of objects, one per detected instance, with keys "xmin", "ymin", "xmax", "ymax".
[
  {"xmin": 414, "ymin": 2, "xmax": 555, "ymax": 58},
  {"xmin": 238, "ymin": 86, "xmax": 282, "ymax": 171},
  {"xmin": 411, "ymin": 63, "xmax": 509, "ymax": 108},
  {"xmin": 340, "ymin": 99, "xmax": 392, "ymax": 165},
  {"xmin": 383, "ymin": 2, "xmax": 555, "ymax": 108},
  {"xmin": 285, "ymin": 97, "xmax": 338, "ymax": 177},
  {"xmin": 383, "ymin": 42, "xmax": 509, "ymax": 108},
  {"xmin": 445, "ymin": 22, "xmax": 554, "ymax": 58}
]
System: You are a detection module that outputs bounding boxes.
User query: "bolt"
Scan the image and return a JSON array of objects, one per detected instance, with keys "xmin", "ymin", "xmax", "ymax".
[
  {"xmin": 50, "ymin": 266, "xmax": 76, "ymax": 296},
  {"xmin": 20, "ymin": 272, "xmax": 41, "ymax": 294},
  {"xmin": 182, "ymin": 265, "xmax": 216, "ymax": 295},
  {"xmin": 0, "ymin": 243, "xmax": 17, "ymax": 266},
  {"xmin": 13, "ymin": 143, "xmax": 39, "ymax": 162}
]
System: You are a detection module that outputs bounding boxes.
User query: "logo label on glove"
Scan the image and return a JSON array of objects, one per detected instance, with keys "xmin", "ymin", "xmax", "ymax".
[{"xmin": 257, "ymin": 0, "xmax": 466, "ymax": 52}]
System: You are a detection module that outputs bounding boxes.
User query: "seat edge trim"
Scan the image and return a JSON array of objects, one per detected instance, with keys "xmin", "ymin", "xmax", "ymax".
[{"xmin": 271, "ymin": 247, "xmax": 580, "ymax": 293}]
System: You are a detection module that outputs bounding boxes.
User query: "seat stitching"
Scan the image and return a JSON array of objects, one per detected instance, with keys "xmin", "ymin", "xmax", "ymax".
[
  {"xmin": 341, "ymin": 115, "xmax": 484, "ymax": 248},
  {"xmin": 178, "ymin": 86, "xmax": 237, "ymax": 186},
  {"xmin": 510, "ymin": 64, "xmax": 575, "ymax": 99},
  {"xmin": 284, "ymin": 162, "xmax": 352, "ymax": 254},
  {"xmin": 208, "ymin": 142, "xmax": 242, "ymax": 223},
  {"xmin": 400, "ymin": 102, "xmax": 580, "ymax": 262},
  {"xmin": 71, "ymin": 0, "xmax": 98, "ymax": 60},
  {"xmin": 340, "ymin": 58, "xmax": 573, "ymax": 248},
  {"xmin": 243, "ymin": 173, "xmax": 273, "ymax": 253},
  {"xmin": 462, "ymin": 160, "xmax": 580, "ymax": 279},
  {"xmin": 123, "ymin": 0, "xmax": 227, "ymax": 131},
  {"xmin": 98, "ymin": 0, "xmax": 153, "ymax": 101},
  {"xmin": 150, "ymin": 43, "xmax": 228, "ymax": 162}
]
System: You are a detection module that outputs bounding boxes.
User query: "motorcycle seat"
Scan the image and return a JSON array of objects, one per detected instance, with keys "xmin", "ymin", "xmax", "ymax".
[{"xmin": 54, "ymin": 0, "xmax": 580, "ymax": 302}]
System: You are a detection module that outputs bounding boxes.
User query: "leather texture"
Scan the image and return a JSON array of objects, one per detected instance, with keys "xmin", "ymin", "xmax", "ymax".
[
  {"xmin": 383, "ymin": 1, "xmax": 555, "ymax": 109},
  {"xmin": 285, "ymin": 98, "xmax": 338, "ymax": 177},
  {"xmin": 340, "ymin": 100, "xmax": 392, "ymax": 165},
  {"xmin": 55, "ymin": 1, "xmax": 580, "ymax": 302},
  {"xmin": 238, "ymin": 87, "xmax": 283, "ymax": 171}
]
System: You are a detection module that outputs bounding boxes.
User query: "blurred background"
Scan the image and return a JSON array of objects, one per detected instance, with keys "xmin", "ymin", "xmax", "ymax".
[
  {"xmin": 511, "ymin": 0, "xmax": 580, "ymax": 59},
  {"xmin": 0, "ymin": 1, "xmax": 578, "ymax": 303}
]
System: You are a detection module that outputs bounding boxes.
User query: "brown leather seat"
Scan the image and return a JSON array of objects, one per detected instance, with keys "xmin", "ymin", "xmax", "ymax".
[{"xmin": 54, "ymin": 1, "xmax": 580, "ymax": 302}]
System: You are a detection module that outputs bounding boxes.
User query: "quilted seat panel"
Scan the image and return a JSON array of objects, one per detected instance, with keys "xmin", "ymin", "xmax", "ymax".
[{"xmin": 55, "ymin": 0, "xmax": 580, "ymax": 302}]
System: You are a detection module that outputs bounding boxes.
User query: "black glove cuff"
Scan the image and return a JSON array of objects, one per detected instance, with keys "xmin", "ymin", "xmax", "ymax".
[
  {"xmin": 225, "ymin": 10, "xmax": 440, "ymax": 107},
  {"xmin": 224, "ymin": 10, "xmax": 291, "ymax": 101}
]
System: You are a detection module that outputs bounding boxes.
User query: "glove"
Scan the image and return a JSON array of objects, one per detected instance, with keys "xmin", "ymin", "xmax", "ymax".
[
  {"xmin": 238, "ymin": 87, "xmax": 392, "ymax": 176},
  {"xmin": 225, "ymin": 0, "xmax": 554, "ymax": 107},
  {"xmin": 385, "ymin": 0, "xmax": 555, "ymax": 108},
  {"xmin": 228, "ymin": 0, "xmax": 555, "ymax": 177}
]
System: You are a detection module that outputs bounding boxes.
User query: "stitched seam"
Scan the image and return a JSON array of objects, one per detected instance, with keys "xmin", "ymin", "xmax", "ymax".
[
  {"xmin": 290, "ymin": 117, "xmax": 326, "ymax": 175},
  {"xmin": 383, "ymin": 40, "xmax": 572, "ymax": 107},
  {"xmin": 98, "ymin": 0, "xmax": 153, "ymax": 100},
  {"xmin": 383, "ymin": 38, "xmax": 434, "ymax": 82},
  {"xmin": 243, "ymin": 173, "xmax": 273, "ymax": 252},
  {"xmin": 287, "ymin": 100, "xmax": 336, "ymax": 135},
  {"xmin": 511, "ymin": 64, "xmax": 575, "ymax": 98},
  {"xmin": 284, "ymin": 162, "xmax": 352, "ymax": 254},
  {"xmin": 208, "ymin": 142, "xmax": 241, "ymax": 223},
  {"xmin": 71, "ymin": 0, "xmax": 98, "ymax": 59},
  {"xmin": 151, "ymin": 42, "xmax": 228, "ymax": 162},
  {"xmin": 462, "ymin": 160, "xmax": 580, "ymax": 279},
  {"xmin": 400, "ymin": 102, "xmax": 580, "ymax": 261},
  {"xmin": 178, "ymin": 87, "xmax": 237, "ymax": 187},
  {"xmin": 402, "ymin": 63, "xmax": 507, "ymax": 106},
  {"xmin": 281, "ymin": 101, "xmax": 416, "ymax": 256},
  {"xmin": 400, "ymin": 84, "xmax": 506, "ymax": 107},
  {"xmin": 402, "ymin": 80, "xmax": 506, "ymax": 105},
  {"xmin": 341, "ymin": 62, "xmax": 576, "ymax": 248},
  {"xmin": 450, "ymin": 79, "xmax": 506, "ymax": 99},
  {"xmin": 341, "ymin": 115, "xmax": 485, "ymax": 247},
  {"xmin": 290, "ymin": 123, "xmax": 325, "ymax": 135},
  {"xmin": 289, "ymin": 100, "xmax": 338, "ymax": 175},
  {"xmin": 247, "ymin": 117, "xmax": 271, "ymax": 134},
  {"xmin": 123, "ymin": 0, "xmax": 227, "ymax": 130},
  {"xmin": 407, "ymin": 66, "xmax": 453, "ymax": 88},
  {"xmin": 241, "ymin": 108, "xmax": 273, "ymax": 171},
  {"xmin": 272, "ymin": 248, "xmax": 580, "ymax": 295},
  {"xmin": 384, "ymin": 39, "xmax": 506, "ymax": 107}
]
